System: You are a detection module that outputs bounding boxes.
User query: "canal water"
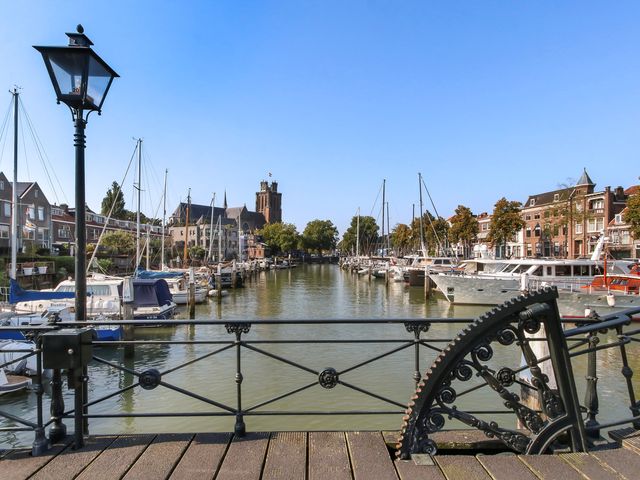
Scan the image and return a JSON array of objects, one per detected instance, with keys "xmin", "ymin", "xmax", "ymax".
[{"xmin": 2, "ymin": 264, "xmax": 639, "ymax": 448}]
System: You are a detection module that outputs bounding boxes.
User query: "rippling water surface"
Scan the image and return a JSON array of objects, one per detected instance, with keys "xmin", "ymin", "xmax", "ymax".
[{"xmin": 2, "ymin": 264, "xmax": 639, "ymax": 447}]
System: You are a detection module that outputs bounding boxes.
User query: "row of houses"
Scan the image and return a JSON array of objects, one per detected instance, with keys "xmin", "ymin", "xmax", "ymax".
[
  {"xmin": 469, "ymin": 169, "xmax": 639, "ymax": 260},
  {"xmin": 0, "ymin": 173, "xmax": 282, "ymax": 262}
]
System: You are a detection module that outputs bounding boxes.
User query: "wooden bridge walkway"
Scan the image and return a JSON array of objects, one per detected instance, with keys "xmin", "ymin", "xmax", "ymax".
[{"xmin": 2, "ymin": 428, "xmax": 640, "ymax": 480}]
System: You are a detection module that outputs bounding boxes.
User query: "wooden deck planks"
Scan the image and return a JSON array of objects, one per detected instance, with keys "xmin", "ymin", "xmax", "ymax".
[
  {"xmin": 215, "ymin": 432, "xmax": 269, "ymax": 480},
  {"xmin": 262, "ymin": 432, "xmax": 306, "ymax": 480},
  {"xmin": 308, "ymin": 432, "xmax": 352, "ymax": 480},
  {"xmin": 519, "ymin": 454, "xmax": 587, "ymax": 480},
  {"xmin": 2, "ymin": 440, "xmax": 69, "ymax": 480},
  {"xmin": 31, "ymin": 435, "xmax": 117, "ymax": 480},
  {"xmin": 169, "ymin": 432, "xmax": 231, "ymax": 480},
  {"xmin": 123, "ymin": 433, "xmax": 193, "ymax": 479},
  {"xmin": 560, "ymin": 452, "xmax": 625, "ymax": 480},
  {"xmin": 346, "ymin": 431, "xmax": 399, "ymax": 480},
  {"xmin": 610, "ymin": 427, "xmax": 640, "ymax": 455},
  {"xmin": 435, "ymin": 455, "xmax": 492, "ymax": 480},
  {"xmin": 591, "ymin": 446, "xmax": 640, "ymax": 480},
  {"xmin": 395, "ymin": 458, "xmax": 446, "ymax": 480},
  {"xmin": 75, "ymin": 434, "xmax": 155, "ymax": 480},
  {"xmin": 476, "ymin": 454, "xmax": 539, "ymax": 480}
]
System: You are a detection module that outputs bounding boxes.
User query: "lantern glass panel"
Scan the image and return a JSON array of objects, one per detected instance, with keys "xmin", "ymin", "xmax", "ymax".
[
  {"xmin": 86, "ymin": 55, "xmax": 112, "ymax": 109},
  {"xmin": 47, "ymin": 50, "xmax": 87, "ymax": 98}
]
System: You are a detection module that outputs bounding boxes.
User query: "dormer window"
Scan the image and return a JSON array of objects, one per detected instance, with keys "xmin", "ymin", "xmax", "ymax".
[
  {"xmin": 35, "ymin": 189, "xmax": 39, "ymax": 198},
  {"xmin": 615, "ymin": 214, "xmax": 622, "ymax": 224},
  {"xmin": 554, "ymin": 193, "xmax": 559, "ymax": 202},
  {"xmin": 530, "ymin": 199, "xmax": 536, "ymax": 206}
]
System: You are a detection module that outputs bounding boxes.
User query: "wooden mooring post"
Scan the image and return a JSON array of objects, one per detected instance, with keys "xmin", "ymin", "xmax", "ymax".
[
  {"xmin": 188, "ymin": 267, "xmax": 196, "ymax": 318},
  {"xmin": 122, "ymin": 277, "xmax": 135, "ymax": 358}
]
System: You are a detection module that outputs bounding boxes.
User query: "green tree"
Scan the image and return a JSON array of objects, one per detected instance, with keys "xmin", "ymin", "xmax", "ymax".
[
  {"xmin": 301, "ymin": 219, "xmax": 338, "ymax": 254},
  {"xmin": 101, "ymin": 230, "xmax": 136, "ymax": 255},
  {"xmin": 258, "ymin": 222, "xmax": 300, "ymax": 255},
  {"xmin": 189, "ymin": 246, "xmax": 206, "ymax": 262},
  {"xmin": 624, "ymin": 193, "xmax": 640, "ymax": 239},
  {"xmin": 340, "ymin": 215, "xmax": 379, "ymax": 256},
  {"xmin": 101, "ymin": 181, "xmax": 126, "ymax": 219},
  {"xmin": 488, "ymin": 197, "xmax": 524, "ymax": 257},
  {"xmin": 449, "ymin": 205, "xmax": 478, "ymax": 258},
  {"xmin": 410, "ymin": 212, "xmax": 448, "ymax": 255},
  {"xmin": 390, "ymin": 223, "xmax": 412, "ymax": 256}
]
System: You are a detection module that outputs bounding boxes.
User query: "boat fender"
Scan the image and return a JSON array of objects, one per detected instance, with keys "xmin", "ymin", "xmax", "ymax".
[{"xmin": 606, "ymin": 294, "xmax": 616, "ymax": 307}]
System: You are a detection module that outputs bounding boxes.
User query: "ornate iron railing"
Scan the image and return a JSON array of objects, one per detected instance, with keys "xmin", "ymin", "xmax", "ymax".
[{"xmin": 2, "ymin": 292, "xmax": 640, "ymax": 457}]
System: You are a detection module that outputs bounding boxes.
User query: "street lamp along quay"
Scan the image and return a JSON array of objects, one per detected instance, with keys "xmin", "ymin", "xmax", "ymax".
[{"xmin": 33, "ymin": 25, "xmax": 118, "ymax": 449}]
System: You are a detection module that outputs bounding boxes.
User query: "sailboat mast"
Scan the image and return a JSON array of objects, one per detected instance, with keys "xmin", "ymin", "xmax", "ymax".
[
  {"xmin": 135, "ymin": 138, "xmax": 142, "ymax": 269},
  {"xmin": 381, "ymin": 179, "xmax": 385, "ymax": 258},
  {"xmin": 183, "ymin": 189, "xmax": 190, "ymax": 265},
  {"xmin": 10, "ymin": 89, "xmax": 19, "ymax": 280},
  {"xmin": 161, "ymin": 169, "xmax": 167, "ymax": 269},
  {"xmin": 207, "ymin": 193, "xmax": 215, "ymax": 262},
  {"xmin": 217, "ymin": 215, "xmax": 222, "ymax": 262},
  {"xmin": 418, "ymin": 172, "xmax": 425, "ymax": 256},
  {"xmin": 356, "ymin": 207, "xmax": 360, "ymax": 258}
]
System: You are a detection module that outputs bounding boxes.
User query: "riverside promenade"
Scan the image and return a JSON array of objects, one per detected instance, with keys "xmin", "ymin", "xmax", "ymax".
[{"xmin": 2, "ymin": 428, "xmax": 640, "ymax": 480}]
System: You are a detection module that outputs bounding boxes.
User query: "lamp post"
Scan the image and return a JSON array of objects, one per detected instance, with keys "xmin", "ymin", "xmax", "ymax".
[
  {"xmin": 34, "ymin": 26, "xmax": 118, "ymax": 449},
  {"xmin": 34, "ymin": 25, "xmax": 118, "ymax": 326}
]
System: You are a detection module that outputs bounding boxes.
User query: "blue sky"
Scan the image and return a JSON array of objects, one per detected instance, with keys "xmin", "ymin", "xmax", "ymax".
[{"xmin": 1, "ymin": 1, "xmax": 639, "ymax": 235}]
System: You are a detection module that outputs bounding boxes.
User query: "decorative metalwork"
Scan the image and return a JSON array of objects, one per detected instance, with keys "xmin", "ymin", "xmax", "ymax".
[
  {"xmin": 404, "ymin": 321, "xmax": 431, "ymax": 334},
  {"xmin": 139, "ymin": 369, "xmax": 162, "ymax": 390},
  {"xmin": 225, "ymin": 322, "xmax": 251, "ymax": 335},
  {"xmin": 396, "ymin": 288, "xmax": 595, "ymax": 460},
  {"xmin": 319, "ymin": 368, "xmax": 339, "ymax": 389}
]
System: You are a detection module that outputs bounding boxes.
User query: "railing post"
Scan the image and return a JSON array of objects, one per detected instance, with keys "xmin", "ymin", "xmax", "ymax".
[
  {"xmin": 584, "ymin": 333, "xmax": 601, "ymax": 440},
  {"xmin": 31, "ymin": 346, "xmax": 49, "ymax": 455},
  {"xmin": 616, "ymin": 325, "xmax": 640, "ymax": 429},
  {"xmin": 405, "ymin": 322, "xmax": 430, "ymax": 386},
  {"xmin": 48, "ymin": 368, "xmax": 66, "ymax": 443},
  {"xmin": 226, "ymin": 322, "xmax": 251, "ymax": 436}
]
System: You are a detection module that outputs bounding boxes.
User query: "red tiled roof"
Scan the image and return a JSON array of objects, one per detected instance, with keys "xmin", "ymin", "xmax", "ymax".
[{"xmin": 625, "ymin": 185, "xmax": 639, "ymax": 196}]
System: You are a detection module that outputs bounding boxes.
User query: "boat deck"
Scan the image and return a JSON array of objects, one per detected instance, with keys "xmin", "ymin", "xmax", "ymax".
[{"xmin": 2, "ymin": 428, "xmax": 640, "ymax": 479}]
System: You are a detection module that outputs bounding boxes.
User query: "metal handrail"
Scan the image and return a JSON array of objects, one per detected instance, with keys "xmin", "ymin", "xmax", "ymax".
[{"xmin": 2, "ymin": 309, "xmax": 640, "ymax": 455}]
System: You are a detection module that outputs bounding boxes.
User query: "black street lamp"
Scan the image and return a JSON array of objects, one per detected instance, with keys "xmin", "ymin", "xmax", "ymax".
[
  {"xmin": 34, "ymin": 26, "xmax": 118, "ymax": 449},
  {"xmin": 34, "ymin": 25, "xmax": 118, "ymax": 326}
]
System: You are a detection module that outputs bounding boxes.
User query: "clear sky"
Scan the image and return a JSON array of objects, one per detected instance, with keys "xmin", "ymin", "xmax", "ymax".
[{"xmin": 1, "ymin": 1, "xmax": 639, "ymax": 235}]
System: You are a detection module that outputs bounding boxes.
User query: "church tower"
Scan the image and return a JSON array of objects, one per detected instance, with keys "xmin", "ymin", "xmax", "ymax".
[{"xmin": 256, "ymin": 180, "xmax": 282, "ymax": 223}]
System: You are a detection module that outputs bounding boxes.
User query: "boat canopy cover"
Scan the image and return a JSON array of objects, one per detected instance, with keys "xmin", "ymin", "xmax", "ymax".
[
  {"xmin": 135, "ymin": 267, "xmax": 184, "ymax": 279},
  {"xmin": 119, "ymin": 279, "xmax": 173, "ymax": 307},
  {"xmin": 9, "ymin": 278, "xmax": 75, "ymax": 304}
]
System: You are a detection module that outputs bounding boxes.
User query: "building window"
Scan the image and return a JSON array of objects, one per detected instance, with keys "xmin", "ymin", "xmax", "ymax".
[
  {"xmin": 38, "ymin": 206, "xmax": 45, "ymax": 221},
  {"xmin": 28, "ymin": 206, "xmax": 35, "ymax": 219},
  {"xmin": 587, "ymin": 218, "xmax": 604, "ymax": 233},
  {"xmin": 534, "ymin": 225, "xmax": 541, "ymax": 237},
  {"xmin": 35, "ymin": 189, "xmax": 38, "ymax": 198},
  {"xmin": 525, "ymin": 215, "xmax": 531, "ymax": 221},
  {"xmin": 0, "ymin": 224, "xmax": 8, "ymax": 238},
  {"xmin": 576, "ymin": 223, "xmax": 583, "ymax": 234},
  {"xmin": 615, "ymin": 214, "xmax": 622, "ymax": 224},
  {"xmin": 554, "ymin": 193, "xmax": 559, "ymax": 202},
  {"xmin": 526, "ymin": 227, "xmax": 531, "ymax": 238},
  {"xmin": 554, "ymin": 242, "xmax": 560, "ymax": 255},
  {"xmin": 534, "ymin": 214, "xmax": 540, "ymax": 220},
  {"xmin": 590, "ymin": 199, "xmax": 604, "ymax": 210},
  {"xmin": 526, "ymin": 245, "xmax": 532, "ymax": 256},
  {"xmin": 530, "ymin": 199, "xmax": 536, "ymax": 206},
  {"xmin": 3, "ymin": 202, "xmax": 10, "ymax": 217},
  {"xmin": 0, "ymin": 180, "xmax": 4, "ymax": 190}
]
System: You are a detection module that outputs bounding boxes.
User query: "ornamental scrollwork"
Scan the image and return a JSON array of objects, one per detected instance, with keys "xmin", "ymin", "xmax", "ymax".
[
  {"xmin": 225, "ymin": 322, "xmax": 251, "ymax": 335},
  {"xmin": 318, "ymin": 367, "xmax": 339, "ymax": 389}
]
